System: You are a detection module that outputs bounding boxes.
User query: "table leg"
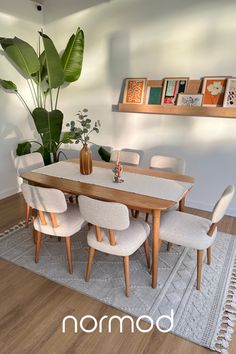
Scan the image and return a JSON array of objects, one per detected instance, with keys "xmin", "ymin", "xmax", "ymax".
[
  {"xmin": 179, "ymin": 196, "xmax": 186, "ymax": 212},
  {"xmin": 152, "ymin": 209, "xmax": 161, "ymax": 289}
]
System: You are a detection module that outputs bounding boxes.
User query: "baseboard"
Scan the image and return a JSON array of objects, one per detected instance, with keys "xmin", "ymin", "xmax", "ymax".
[
  {"xmin": 0, "ymin": 187, "xmax": 19, "ymax": 200},
  {"xmin": 186, "ymin": 200, "xmax": 236, "ymax": 217}
]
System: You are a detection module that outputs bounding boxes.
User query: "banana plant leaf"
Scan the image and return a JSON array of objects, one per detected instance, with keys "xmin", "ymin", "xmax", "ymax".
[
  {"xmin": 0, "ymin": 37, "xmax": 40, "ymax": 78},
  {"xmin": 32, "ymin": 108, "xmax": 63, "ymax": 154},
  {"xmin": 61, "ymin": 27, "xmax": 84, "ymax": 82},
  {"xmin": 36, "ymin": 145, "xmax": 51, "ymax": 165},
  {"xmin": 0, "ymin": 79, "xmax": 17, "ymax": 91},
  {"xmin": 31, "ymin": 51, "xmax": 47, "ymax": 84},
  {"xmin": 16, "ymin": 141, "xmax": 32, "ymax": 156},
  {"xmin": 39, "ymin": 32, "xmax": 64, "ymax": 89},
  {"xmin": 98, "ymin": 147, "xmax": 111, "ymax": 162}
]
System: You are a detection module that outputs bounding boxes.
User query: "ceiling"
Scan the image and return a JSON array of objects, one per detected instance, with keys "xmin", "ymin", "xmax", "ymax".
[
  {"xmin": 32, "ymin": 0, "xmax": 111, "ymax": 23},
  {"xmin": 0, "ymin": 0, "xmax": 110, "ymax": 24}
]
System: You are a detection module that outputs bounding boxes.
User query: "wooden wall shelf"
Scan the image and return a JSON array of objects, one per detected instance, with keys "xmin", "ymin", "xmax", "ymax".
[
  {"xmin": 118, "ymin": 103, "xmax": 236, "ymax": 119},
  {"xmin": 118, "ymin": 79, "xmax": 236, "ymax": 119}
]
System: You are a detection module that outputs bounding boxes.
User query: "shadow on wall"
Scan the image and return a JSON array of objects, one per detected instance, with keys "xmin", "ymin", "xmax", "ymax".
[
  {"xmin": 106, "ymin": 0, "xmax": 236, "ymax": 148},
  {"xmin": 0, "ymin": 107, "xmax": 23, "ymax": 189}
]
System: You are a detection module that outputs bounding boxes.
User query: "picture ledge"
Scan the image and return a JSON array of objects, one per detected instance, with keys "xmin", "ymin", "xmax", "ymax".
[{"xmin": 118, "ymin": 103, "xmax": 236, "ymax": 119}]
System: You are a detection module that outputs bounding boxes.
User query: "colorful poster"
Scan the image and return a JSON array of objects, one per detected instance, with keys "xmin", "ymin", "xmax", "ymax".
[
  {"xmin": 147, "ymin": 87, "xmax": 162, "ymax": 105},
  {"xmin": 202, "ymin": 78, "xmax": 227, "ymax": 106},
  {"xmin": 123, "ymin": 79, "xmax": 146, "ymax": 104},
  {"xmin": 223, "ymin": 78, "xmax": 236, "ymax": 107},
  {"xmin": 161, "ymin": 78, "xmax": 188, "ymax": 105}
]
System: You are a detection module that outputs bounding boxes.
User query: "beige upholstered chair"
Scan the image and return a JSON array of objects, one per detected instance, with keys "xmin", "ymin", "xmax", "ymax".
[
  {"xmin": 110, "ymin": 150, "xmax": 140, "ymax": 166},
  {"xmin": 15, "ymin": 152, "xmax": 45, "ymax": 176},
  {"xmin": 15, "ymin": 153, "xmax": 45, "ymax": 226},
  {"xmin": 150, "ymin": 155, "xmax": 186, "ymax": 174},
  {"xmin": 78, "ymin": 196, "xmax": 150, "ymax": 296},
  {"xmin": 142, "ymin": 155, "xmax": 187, "ymax": 223},
  {"xmin": 22, "ymin": 184, "xmax": 86, "ymax": 274},
  {"xmin": 159, "ymin": 185, "xmax": 235, "ymax": 290}
]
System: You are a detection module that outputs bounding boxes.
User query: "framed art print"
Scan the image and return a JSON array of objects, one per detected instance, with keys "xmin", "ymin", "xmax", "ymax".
[
  {"xmin": 202, "ymin": 77, "xmax": 228, "ymax": 107},
  {"xmin": 123, "ymin": 78, "xmax": 147, "ymax": 104},
  {"xmin": 223, "ymin": 78, "xmax": 236, "ymax": 107},
  {"xmin": 146, "ymin": 86, "xmax": 162, "ymax": 105},
  {"xmin": 161, "ymin": 78, "xmax": 189, "ymax": 105},
  {"xmin": 177, "ymin": 94, "xmax": 203, "ymax": 107}
]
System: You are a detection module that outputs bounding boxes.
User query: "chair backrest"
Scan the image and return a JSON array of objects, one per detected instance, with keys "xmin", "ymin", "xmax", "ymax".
[
  {"xmin": 212, "ymin": 185, "xmax": 235, "ymax": 224},
  {"xmin": 22, "ymin": 183, "xmax": 67, "ymax": 214},
  {"xmin": 15, "ymin": 152, "xmax": 44, "ymax": 176},
  {"xmin": 110, "ymin": 150, "xmax": 140, "ymax": 166},
  {"xmin": 78, "ymin": 196, "xmax": 129, "ymax": 231},
  {"xmin": 150, "ymin": 155, "xmax": 186, "ymax": 174}
]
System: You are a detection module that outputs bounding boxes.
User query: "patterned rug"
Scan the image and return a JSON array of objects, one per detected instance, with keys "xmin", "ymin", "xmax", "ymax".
[{"xmin": 0, "ymin": 222, "xmax": 236, "ymax": 353}]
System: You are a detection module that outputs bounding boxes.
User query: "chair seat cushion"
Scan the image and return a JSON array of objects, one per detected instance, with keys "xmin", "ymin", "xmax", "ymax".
[
  {"xmin": 34, "ymin": 204, "xmax": 86, "ymax": 237},
  {"xmin": 160, "ymin": 211, "xmax": 217, "ymax": 250},
  {"xmin": 87, "ymin": 218, "xmax": 150, "ymax": 256}
]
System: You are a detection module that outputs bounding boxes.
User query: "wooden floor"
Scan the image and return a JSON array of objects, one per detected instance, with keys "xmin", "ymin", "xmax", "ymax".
[{"xmin": 0, "ymin": 193, "xmax": 236, "ymax": 354}]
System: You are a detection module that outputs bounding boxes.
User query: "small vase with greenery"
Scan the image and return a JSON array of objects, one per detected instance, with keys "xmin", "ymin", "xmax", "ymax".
[{"xmin": 66, "ymin": 109, "xmax": 101, "ymax": 174}]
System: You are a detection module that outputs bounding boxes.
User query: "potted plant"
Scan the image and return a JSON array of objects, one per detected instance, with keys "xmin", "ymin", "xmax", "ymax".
[
  {"xmin": 66, "ymin": 109, "xmax": 101, "ymax": 174},
  {"xmin": 0, "ymin": 28, "xmax": 84, "ymax": 164}
]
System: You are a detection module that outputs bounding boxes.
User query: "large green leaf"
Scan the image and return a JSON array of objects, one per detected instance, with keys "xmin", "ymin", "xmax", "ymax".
[
  {"xmin": 32, "ymin": 108, "xmax": 63, "ymax": 153},
  {"xmin": 0, "ymin": 79, "xmax": 17, "ymax": 91},
  {"xmin": 61, "ymin": 28, "xmax": 84, "ymax": 82},
  {"xmin": 31, "ymin": 51, "xmax": 47, "ymax": 84},
  {"xmin": 39, "ymin": 32, "xmax": 64, "ymax": 89},
  {"xmin": 16, "ymin": 141, "xmax": 32, "ymax": 156},
  {"xmin": 0, "ymin": 37, "xmax": 40, "ymax": 78},
  {"xmin": 98, "ymin": 146, "xmax": 111, "ymax": 162},
  {"xmin": 36, "ymin": 145, "xmax": 51, "ymax": 165}
]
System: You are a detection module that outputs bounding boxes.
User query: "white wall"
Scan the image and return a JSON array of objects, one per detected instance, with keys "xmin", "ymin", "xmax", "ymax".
[
  {"xmin": 1, "ymin": 0, "xmax": 236, "ymax": 216},
  {"xmin": 0, "ymin": 1, "xmax": 43, "ymax": 198},
  {"xmin": 45, "ymin": 0, "xmax": 236, "ymax": 215},
  {"xmin": 43, "ymin": 0, "xmax": 110, "ymax": 24}
]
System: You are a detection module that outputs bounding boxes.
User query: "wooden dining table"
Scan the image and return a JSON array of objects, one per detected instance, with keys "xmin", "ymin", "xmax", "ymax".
[{"xmin": 22, "ymin": 159, "xmax": 194, "ymax": 289}]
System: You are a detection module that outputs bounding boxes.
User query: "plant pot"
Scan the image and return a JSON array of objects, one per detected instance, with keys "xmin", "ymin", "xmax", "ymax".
[{"xmin": 80, "ymin": 144, "xmax": 92, "ymax": 175}]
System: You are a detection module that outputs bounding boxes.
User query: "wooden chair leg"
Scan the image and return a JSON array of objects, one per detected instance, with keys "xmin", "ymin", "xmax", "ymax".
[
  {"xmin": 123, "ymin": 256, "xmax": 130, "ymax": 297},
  {"xmin": 35, "ymin": 231, "xmax": 41, "ymax": 263},
  {"xmin": 86, "ymin": 247, "xmax": 95, "ymax": 282},
  {"xmin": 179, "ymin": 196, "xmax": 186, "ymax": 212},
  {"xmin": 145, "ymin": 213, "xmax": 149, "ymax": 222},
  {"xmin": 25, "ymin": 203, "xmax": 31, "ymax": 227},
  {"xmin": 33, "ymin": 229, "xmax": 37, "ymax": 244},
  {"xmin": 69, "ymin": 196, "xmax": 74, "ymax": 203},
  {"xmin": 207, "ymin": 247, "xmax": 211, "ymax": 265},
  {"xmin": 144, "ymin": 239, "xmax": 150, "ymax": 269},
  {"xmin": 134, "ymin": 210, "xmax": 139, "ymax": 218},
  {"xmin": 197, "ymin": 250, "xmax": 203, "ymax": 290},
  {"xmin": 65, "ymin": 237, "xmax": 73, "ymax": 274},
  {"xmin": 167, "ymin": 242, "xmax": 172, "ymax": 251}
]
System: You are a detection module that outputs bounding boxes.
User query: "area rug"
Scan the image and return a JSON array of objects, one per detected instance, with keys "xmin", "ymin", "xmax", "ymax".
[{"xmin": 0, "ymin": 222, "xmax": 236, "ymax": 353}]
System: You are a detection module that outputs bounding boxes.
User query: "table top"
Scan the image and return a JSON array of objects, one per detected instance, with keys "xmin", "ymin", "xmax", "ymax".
[{"xmin": 22, "ymin": 159, "xmax": 194, "ymax": 211}]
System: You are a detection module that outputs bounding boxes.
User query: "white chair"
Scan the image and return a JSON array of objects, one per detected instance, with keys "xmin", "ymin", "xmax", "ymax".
[
  {"xmin": 159, "ymin": 185, "xmax": 235, "ymax": 290},
  {"xmin": 150, "ymin": 155, "xmax": 186, "ymax": 174},
  {"xmin": 78, "ymin": 196, "xmax": 150, "ymax": 296},
  {"xmin": 15, "ymin": 153, "xmax": 45, "ymax": 226},
  {"xmin": 110, "ymin": 150, "xmax": 140, "ymax": 166},
  {"xmin": 22, "ymin": 184, "xmax": 86, "ymax": 274},
  {"xmin": 142, "ymin": 155, "xmax": 186, "ymax": 224}
]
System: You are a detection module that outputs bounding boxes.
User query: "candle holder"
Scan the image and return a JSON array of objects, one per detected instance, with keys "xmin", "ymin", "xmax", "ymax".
[{"xmin": 112, "ymin": 162, "xmax": 124, "ymax": 183}]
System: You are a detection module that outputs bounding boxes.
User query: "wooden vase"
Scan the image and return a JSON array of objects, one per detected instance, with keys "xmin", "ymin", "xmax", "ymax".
[{"xmin": 80, "ymin": 144, "xmax": 92, "ymax": 175}]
